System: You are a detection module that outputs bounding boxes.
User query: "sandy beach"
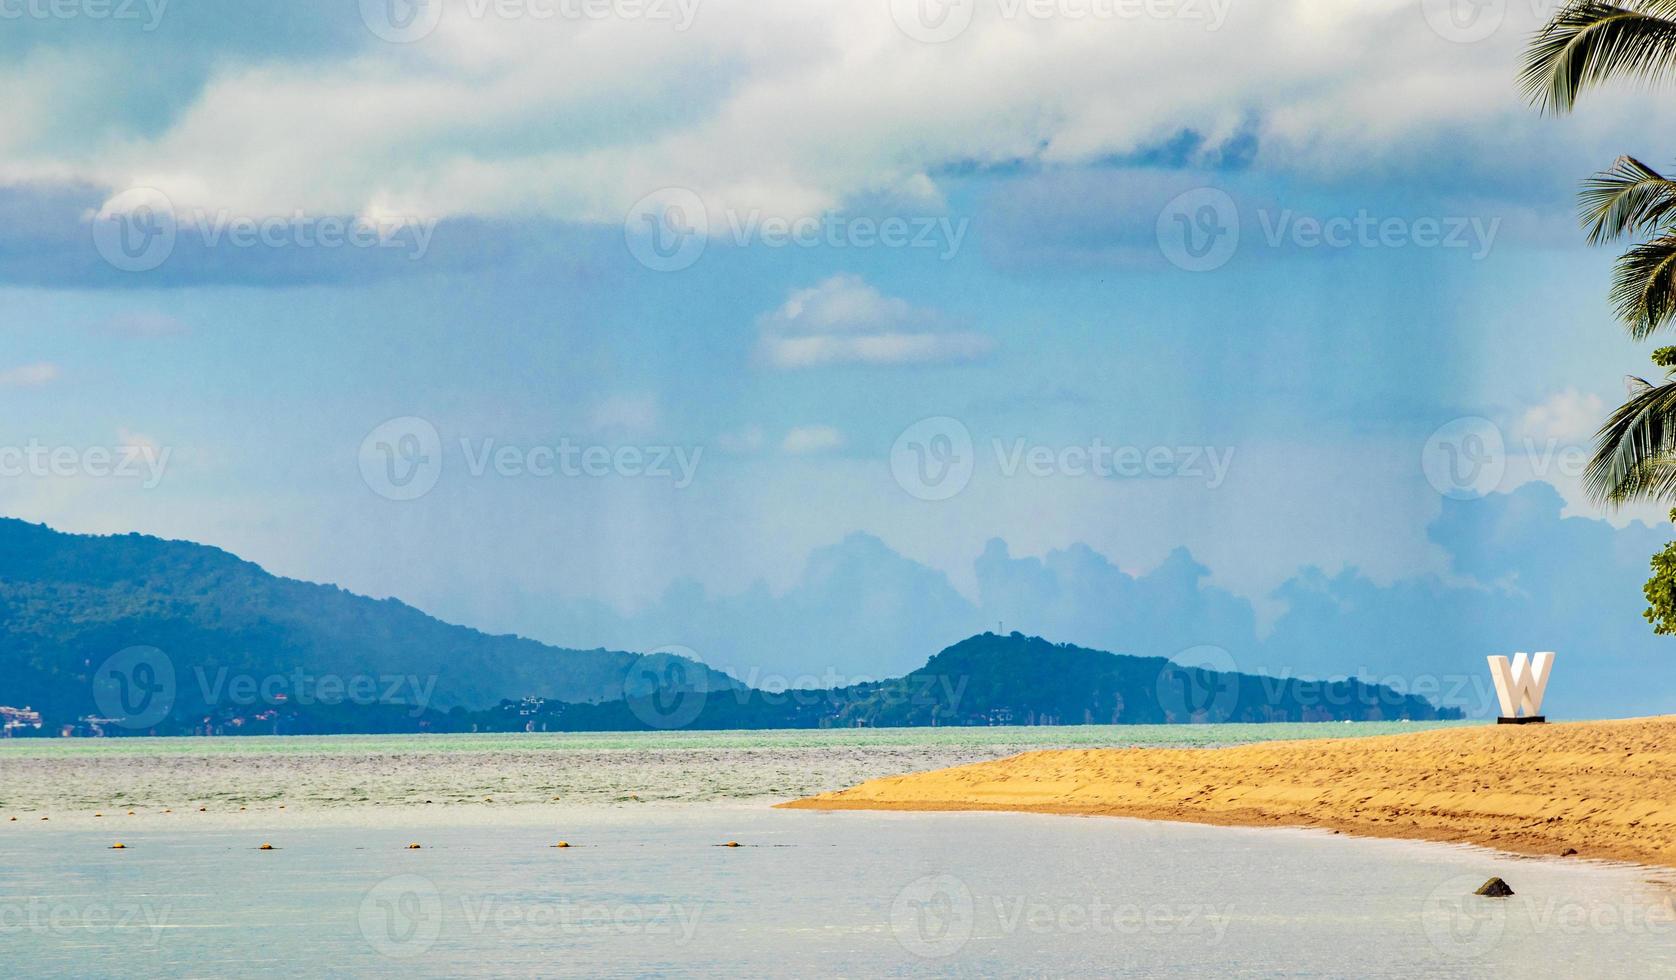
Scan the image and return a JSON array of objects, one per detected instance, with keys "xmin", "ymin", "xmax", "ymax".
[{"xmin": 782, "ymin": 717, "xmax": 1676, "ymax": 868}]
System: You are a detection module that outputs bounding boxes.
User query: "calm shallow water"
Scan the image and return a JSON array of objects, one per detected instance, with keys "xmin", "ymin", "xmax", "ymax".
[
  {"xmin": 4, "ymin": 808, "xmax": 1675, "ymax": 977},
  {"xmin": 8, "ymin": 723, "xmax": 1671, "ymax": 977}
]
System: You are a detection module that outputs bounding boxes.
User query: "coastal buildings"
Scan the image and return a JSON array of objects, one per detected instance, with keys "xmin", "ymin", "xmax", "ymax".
[{"xmin": 0, "ymin": 705, "xmax": 42, "ymax": 736}]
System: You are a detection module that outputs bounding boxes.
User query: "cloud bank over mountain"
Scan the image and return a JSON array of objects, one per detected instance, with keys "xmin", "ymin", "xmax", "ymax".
[{"xmin": 511, "ymin": 483, "xmax": 1672, "ymax": 719}]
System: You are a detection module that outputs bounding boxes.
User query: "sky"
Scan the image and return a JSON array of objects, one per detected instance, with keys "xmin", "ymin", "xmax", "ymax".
[{"xmin": 4, "ymin": 0, "xmax": 1676, "ymax": 717}]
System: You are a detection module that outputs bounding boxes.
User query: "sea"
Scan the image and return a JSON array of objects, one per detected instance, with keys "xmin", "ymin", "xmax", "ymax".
[{"xmin": 4, "ymin": 723, "xmax": 1674, "ymax": 977}]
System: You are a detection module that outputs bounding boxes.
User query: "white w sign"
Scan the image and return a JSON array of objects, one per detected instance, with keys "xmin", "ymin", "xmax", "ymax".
[{"xmin": 1487, "ymin": 651, "xmax": 1555, "ymax": 721}]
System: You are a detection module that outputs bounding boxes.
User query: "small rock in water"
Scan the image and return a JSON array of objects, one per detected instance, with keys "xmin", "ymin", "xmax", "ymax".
[{"xmin": 1474, "ymin": 877, "xmax": 1514, "ymax": 898}]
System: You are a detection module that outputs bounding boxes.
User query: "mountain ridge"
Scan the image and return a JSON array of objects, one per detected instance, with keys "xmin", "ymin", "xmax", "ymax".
[{"xmin": 0, "ymin": 519, "xmax": 1460, "ymax": 735}]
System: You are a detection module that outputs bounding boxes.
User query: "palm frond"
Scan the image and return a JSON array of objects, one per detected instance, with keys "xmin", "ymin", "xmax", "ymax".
[
  {"xmin": 1522, "ymin": 0, "xmax": 1676, "ymax": 113},
  {"xmin": 1586, "ymin": 374, "xmax": 1676, "ymax": 504},
  {"xmin": 1580, "ymin": 156, "xmax": 1676, "ymax": 243},
  {"xmin": 1610, "ymin": 234, "xmax": 1676, "ymax": 337}
]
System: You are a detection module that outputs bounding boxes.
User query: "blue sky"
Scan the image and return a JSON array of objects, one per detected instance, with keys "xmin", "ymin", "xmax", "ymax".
[{"xmin": 5, "ymin": 0, "xmax": 1676, "ymax": 716}]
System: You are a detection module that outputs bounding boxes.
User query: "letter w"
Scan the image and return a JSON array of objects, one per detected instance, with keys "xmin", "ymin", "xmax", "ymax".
[{"xmin": 1487, "ymin": 651, "xmax": 1555, "ymax": 718}]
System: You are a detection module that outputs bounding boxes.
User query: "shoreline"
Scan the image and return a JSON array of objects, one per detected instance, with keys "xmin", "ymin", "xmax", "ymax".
[{"xmin": 780, "ymin": 716, "xmax": 1676, "ymax": 870}]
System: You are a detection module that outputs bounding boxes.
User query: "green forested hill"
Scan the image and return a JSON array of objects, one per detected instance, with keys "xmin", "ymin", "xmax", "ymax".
[{"xmin": 0, "ymin": 519, "xmax": 733, "ymax": 733}]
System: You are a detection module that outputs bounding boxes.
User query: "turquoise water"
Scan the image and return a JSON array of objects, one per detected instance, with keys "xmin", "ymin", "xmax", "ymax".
[
  {"xmin": 0, "ymin": 723, "xmax": 1471, "ymax": 813},
  {"xmin": 0, "ymin": 721, "xmax": 1471, "ymax": 757}
]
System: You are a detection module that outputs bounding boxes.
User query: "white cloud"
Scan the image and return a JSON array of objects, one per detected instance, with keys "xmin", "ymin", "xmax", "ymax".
[
  {"xmin": 3, "ymin": 0, "xmax": 1644, "ymax": 226},
  {"xmin": 1518, "ymin": 388, "xmax": 1606, "ymax": 444},
  {"xmin": 781, "ymin": 425, "xmax": 844, "ymax": 454},
  {"xmin": 0, "ymin": 362, "xmax": 59, "ymax": 388},
  {"xmin": 756, "ymin": 274, "xmax": 991, "ymax": 368}
]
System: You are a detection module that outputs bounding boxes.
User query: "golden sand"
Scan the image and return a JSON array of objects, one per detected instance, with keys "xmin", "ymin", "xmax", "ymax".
[{"xmin": 781, "ymin": 717, "xmax": 1676, "ymax": 868}]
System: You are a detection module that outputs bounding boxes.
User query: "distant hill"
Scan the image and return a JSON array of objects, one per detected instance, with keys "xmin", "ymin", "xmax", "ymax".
[
  {"xmin": 471, "ymin": 632, "xmax": 1464, "ymax": 730},
  {"xmin": 0, "ymin": 521, "xmax": 1460, "ymax": 736},
  {"xmin": 0, "ymin": 519, "xmax": 735, "ymax": 735}
]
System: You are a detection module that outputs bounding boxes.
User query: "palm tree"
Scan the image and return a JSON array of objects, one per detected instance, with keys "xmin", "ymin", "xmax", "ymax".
[{"xmin": 1523, "ymin": 1, "xmax": 1676, "ymax": 505}]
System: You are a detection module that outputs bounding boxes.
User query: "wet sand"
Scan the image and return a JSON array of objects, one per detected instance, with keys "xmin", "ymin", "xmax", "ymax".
[{"xmin": 783, "ymin": 716, "xmax": 1676, "ymax": 868}]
